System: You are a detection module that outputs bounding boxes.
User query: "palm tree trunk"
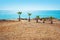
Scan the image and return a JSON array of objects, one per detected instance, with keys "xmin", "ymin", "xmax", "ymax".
[
  {"xmin": 43, "ymin": 20, "xmax": 45, "ymax": 23},
  {"xmin": 50, "ymin": 19, "xmax": 53, "ymax": 24},
  {"xmin": 36, "ymin": 19, "xmax": 38, "ymax": 23},
  {"xmin": 19, "ymin": 15, "xmax": 21, "ymax": 21},
  {"xmin": 28, "ymin": 16, "xmax": 30, "ymax": 22},
  {"xmin": 51, "ymin": 20, "xmax": 53, "ymax": 24}
]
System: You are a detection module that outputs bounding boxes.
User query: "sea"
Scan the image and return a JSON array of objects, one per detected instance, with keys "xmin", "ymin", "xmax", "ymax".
[{"xmin": 0, "ymin": 10, "xmax": 60, "ymax": 20}]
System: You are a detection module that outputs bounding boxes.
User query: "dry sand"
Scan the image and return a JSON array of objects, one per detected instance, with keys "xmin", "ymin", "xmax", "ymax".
[{"xmin": 0, "ymin": 20, "xmax": 60, "ymax": 40}]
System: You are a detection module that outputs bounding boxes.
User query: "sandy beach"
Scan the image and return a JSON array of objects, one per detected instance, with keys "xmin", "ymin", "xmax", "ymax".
[{"xmin": 0, "ymin": 19, "xmax": 60, "ymax": 40}]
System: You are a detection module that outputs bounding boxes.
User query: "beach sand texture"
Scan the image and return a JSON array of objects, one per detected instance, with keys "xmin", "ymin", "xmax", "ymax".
[{"xmin": 0, "ymin": 20, "xmax": 60, "ymax": 40}]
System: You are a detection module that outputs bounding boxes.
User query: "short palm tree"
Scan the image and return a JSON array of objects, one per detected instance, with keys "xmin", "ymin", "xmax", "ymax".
[
  {"xmin": 17, "ymin": 12, "xmax": 22, "ymax": 21},
  {"xmin": 28, "ymin": 13, "xmax": 31, "ymax": 22},
  {"xmin": 36, "ymin": 16, "xmax": 40, "ymax": 23},
  {"xmin": 43, "ymin": 18, "xmax": 46, "ymax": 23},
  {"xmin": 49, "ymin": 16, "xmax": 53, "ymax": 24}
]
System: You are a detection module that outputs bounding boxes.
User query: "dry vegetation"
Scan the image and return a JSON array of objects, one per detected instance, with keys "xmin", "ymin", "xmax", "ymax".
[{"xmin": 0, "ymin": 20, "xmax": 60, "ymax": 40}]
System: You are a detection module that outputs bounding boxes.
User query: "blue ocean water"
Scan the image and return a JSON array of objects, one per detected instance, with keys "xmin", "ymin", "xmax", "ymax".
[{"xmin": 0, "ymin": 10, "xmax": 60, "ymax": 19}]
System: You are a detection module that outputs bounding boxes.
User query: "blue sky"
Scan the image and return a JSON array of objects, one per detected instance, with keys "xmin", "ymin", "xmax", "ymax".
[{"xmin": 0, "ymin": 0, "xmax": 60, "ymax": 11}]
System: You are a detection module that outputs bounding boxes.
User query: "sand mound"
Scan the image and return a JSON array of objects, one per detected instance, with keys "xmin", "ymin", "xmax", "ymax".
[{"xmin": 0, "ymin": 20, "xmax": 60, "ymax": 40}]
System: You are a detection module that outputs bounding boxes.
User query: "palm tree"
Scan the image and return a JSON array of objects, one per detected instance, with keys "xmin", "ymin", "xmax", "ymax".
[
  {"xmin": 43, "ymin": 18, "xmax": 46, "ymax": 23},
  {"xmin": 36, "ymin": 16, "xmax": 40, "ymax": 23},
  {"xmin": 28, "ymin": 13, "xmax": 31, "ymax": 22},
  {"xmin": 49, "ymin": 16, "xmax": 53, "ymax": 24},
  {"xmin": 17, "ymin": 12, "xmax": 22, "ymax": 21}
]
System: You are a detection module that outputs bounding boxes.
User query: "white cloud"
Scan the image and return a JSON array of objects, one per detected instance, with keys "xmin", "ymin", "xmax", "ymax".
[{"xmin": 0, "ymin": 4, "xmax": 60, "ymax": 12}]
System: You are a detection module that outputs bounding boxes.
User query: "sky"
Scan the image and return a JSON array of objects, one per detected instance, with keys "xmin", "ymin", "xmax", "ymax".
[{"xmin": 0, "ymin": 0, "xmax": 60, "ymax": 11}]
